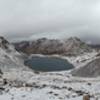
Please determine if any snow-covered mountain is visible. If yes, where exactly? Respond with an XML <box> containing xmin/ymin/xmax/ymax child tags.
<box><xmin>14</xmin><ymin>37</ymin><xmax>92</xmax><ymax>56</ymax></box>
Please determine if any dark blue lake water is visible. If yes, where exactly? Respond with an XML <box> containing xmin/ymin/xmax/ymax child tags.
<box><xmin>24</xmin><ymin>57</ymin><xmax>74</xmax><ymax>72</ymax></box>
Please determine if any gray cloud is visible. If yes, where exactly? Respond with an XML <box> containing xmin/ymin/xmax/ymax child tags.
<box><xmin>0</xmin><ymin>0</ymin><xmax>100</xmax><ymax>44</ymax></box>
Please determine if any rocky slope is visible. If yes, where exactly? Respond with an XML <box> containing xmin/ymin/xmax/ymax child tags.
<box><xmin>0</xmin><ymin>36</ymin><xmax>28</xmax><ymax>72</ymax></box>
<box><xmin>0</xmin><ymin>36</ymin><xmax>34</xmax><ymax>84</ymax></box>
<box><xmin>72</xmin><ymin>57</ymin><xmax>100</xmax><ymax>77</ymax></box>
<box><xmin>14</xmin><ymin>37</ymin><xmax>92</xmax><ymax>56</ymax></box>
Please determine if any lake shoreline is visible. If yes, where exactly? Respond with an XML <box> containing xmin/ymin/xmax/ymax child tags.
<box><xmin>24</xmin><ymin>55</ymin><xmax>74</xmax><ymax>72</ymax></box>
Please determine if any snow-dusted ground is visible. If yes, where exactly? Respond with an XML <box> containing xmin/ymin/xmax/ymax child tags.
<box><xmin>0</xmin><ymin>71</ymin><xmax>100</xmax><ymax>100</ymax></box>
<box><xmin>0</xmin><ymin>51</ymin><xmax>99</xmax><ymax>100</ymax></box>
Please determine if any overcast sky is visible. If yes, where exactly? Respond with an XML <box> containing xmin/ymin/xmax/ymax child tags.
<box><xmin>0</xmin><ymin>0</ymin><xmax>100</xmax><ymax>44</ymax></box>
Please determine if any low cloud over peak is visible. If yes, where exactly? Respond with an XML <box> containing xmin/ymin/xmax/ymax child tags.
<box><xmin>0</xmin><ymin>0</ymin><xmax>100</xmax><ymax>44</ymax></box>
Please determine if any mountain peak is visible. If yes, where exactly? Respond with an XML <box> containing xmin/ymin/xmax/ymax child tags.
<box><xmin>65</xmin><ymin>37</ymin><xmax>82</xmax><ymax>44</ymax></box>
<box><xmin>0</xmin><ymin>36</ymin><xmax>9</xmax><ymax>49</ymax></box>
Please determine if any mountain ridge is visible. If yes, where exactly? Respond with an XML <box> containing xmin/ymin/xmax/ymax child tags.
<box><xmin>14</xmin><ymin>37</ymin><xmax>92</xmax><ymax>56</ymax></box>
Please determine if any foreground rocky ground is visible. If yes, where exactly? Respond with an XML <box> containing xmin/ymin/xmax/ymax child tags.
<box><xmin>1</xmin><ymin>71</ymin><xmax>100</xmax><ymax>100</ymax></box>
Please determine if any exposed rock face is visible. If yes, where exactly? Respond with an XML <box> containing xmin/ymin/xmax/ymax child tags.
<box><xmin>14</xmin><ymin>37</ymin><xmax>92</xmax><ymax>56</ymax></box>
<box><xmin>72</xmin><ymin>58</ymin><xmax>100</xmax><ymax>77</ymax></box>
